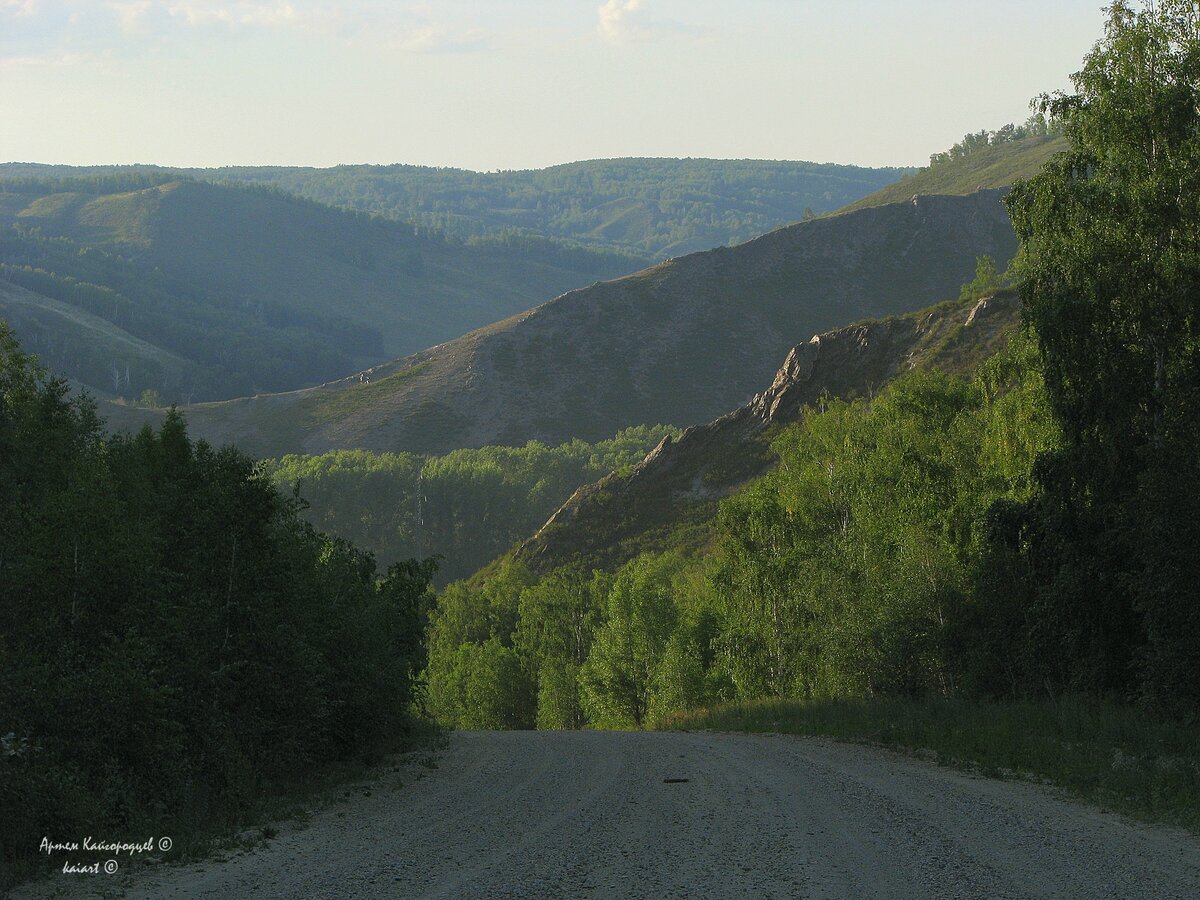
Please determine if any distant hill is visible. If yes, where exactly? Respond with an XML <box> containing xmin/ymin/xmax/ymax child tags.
<box><xmin>840</xmin><ymin>134</ymin><xmax>1067</xmax><ymax>213</ymax></box>
<box><xmin>102</xmin><ymin>191</ymin><xmax>1017</xmax><ymax>458</ymax></box>
<box><xmin>514</xmin><ymin>290</ymin><xmax>1022</xmax><ymax>575</ymax></box>
<box><xmin>0</xmin><ymin>159</ymin><xmax>913</xmax><ymax>260</ymax></box>
<box><xmin>0</xmin><ymin>277</ymin><xmax>191</xmax><ymax>395</ymax></box>
<box><xmin>0</xmin><ymin>178</ymin><xmax>644</xmax><ymax>401</ymax></box>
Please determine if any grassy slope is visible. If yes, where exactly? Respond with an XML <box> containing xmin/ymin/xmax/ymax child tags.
<box><xmin>512</xmin><ymin>290</ymin><xmax>1021</xmax><ymax>576</ymax></box>
<box><xmin>839</xmin><ymin>135</ymin><xmax>1068</xmax><ymax>213</ymax></box>
<box><xmin>99</xmin><ymin>191</ymin><xmax>1017</xmax><ymax>458</ymax></box>
<box><xmin>656</xmin><ymin>696</ymin><xmax>1200</xmax><ymax>833</ymax></box>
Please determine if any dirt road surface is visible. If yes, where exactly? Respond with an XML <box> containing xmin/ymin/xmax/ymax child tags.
<box><xmin>19</xmin><ymin>730</ymin><xmax>1200</xmax><ymax>898</ymax></box>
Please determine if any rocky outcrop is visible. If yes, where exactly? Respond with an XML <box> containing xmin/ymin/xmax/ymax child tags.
<box><xmin>515</xmin><ymin>291</ymin><xmax>1020</xmax><ymax>574</ymax></box>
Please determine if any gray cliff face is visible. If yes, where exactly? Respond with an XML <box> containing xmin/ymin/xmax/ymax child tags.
<box><xmin>516</xmin><ymin>291</ymin><xmax>1020</xmax><ymax>574</ymax></box>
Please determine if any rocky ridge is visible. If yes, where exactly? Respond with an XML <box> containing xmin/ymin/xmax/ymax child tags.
<box><xmin>514</xmin><ymin>291</ymin><xmax>1021</xmax><ymax>574</ymax></box>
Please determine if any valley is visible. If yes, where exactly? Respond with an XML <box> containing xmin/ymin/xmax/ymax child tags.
<box><xmin>6</xmin><ymin>0</ymin><xmax>1200</xmax><ymax>889</ymax></box>
<box><xmin>99</xmin><ymin>189</ymin><xmax>1017</xmax><ymax>457</ymax></box>
<box><xmin>0</xmin><ymin>177</ymin><xmax>646</xmax><ymax>402</ymax></box>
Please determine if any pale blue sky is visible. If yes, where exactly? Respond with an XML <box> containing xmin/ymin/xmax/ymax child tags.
<box><xmin>0</xmin><ymin>1</ymin><xmax>1107</xmax><ymax>171</ymax></box>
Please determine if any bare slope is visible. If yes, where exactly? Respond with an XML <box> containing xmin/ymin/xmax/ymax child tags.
<box><xmin>17</xmin><ymin>731</ymin><xmax>1199</xmax><ymax>899</ymax></box>
<box><xmin>515</xmin><ymin>291</ymin><xmax>1021</xmax><ymax>574</ymax></box>
<box><xmin>102</xmin><ymin>190</ymin><xmax>1017</xmax><ymax>458</ymax></box>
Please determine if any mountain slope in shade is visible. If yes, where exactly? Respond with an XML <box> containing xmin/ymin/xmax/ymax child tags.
<box><xmin>101</xmin><ymin>190</ymin><xmax>1017</xmax><ymax>458</ymax></box>
<box><xmin>0</xmin><ymin>179</ymin><xmax>644</xmax><ymax>400</ymax></box>
<box><xmin>0</xmin><ymin>278</ymin><xmax>191</xmax><ymax>391</ymax></box>
<box><xmin>513</xmin><ymin>290</ymin><xmax>1022</xmax><ymax>575</ymax></box>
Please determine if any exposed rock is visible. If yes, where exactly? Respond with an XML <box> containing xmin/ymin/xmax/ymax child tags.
<box><xmin>516</xmin><ymin>290</ymin><xmax>1021</xmax><ymax>574</ymax></box>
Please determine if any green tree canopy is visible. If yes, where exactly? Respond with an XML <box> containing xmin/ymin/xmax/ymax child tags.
<box><xmin>1003</xmin><ymin>0</ymin><xmax>1200</xmax><ymax>704</ymax></box>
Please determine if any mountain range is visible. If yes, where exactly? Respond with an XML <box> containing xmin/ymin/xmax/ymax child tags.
<box><xmin>0</xmin><ymin>177</ymin><xmax>645</xmax><ymax>402</ymax></box>
<box><xmin>1</xmin><ymin>158</ymin><xmax>913</xmax><ymax>260</ymax></box>
<box><xmin>101</xmin><ymin>189</ymin><xmax>1016</xmax><ymax>457</ymax></box>
<box><xmin>5</xmin><ymin>134</ymin><xmax>1061</xmax><ymax>474</ymax></box>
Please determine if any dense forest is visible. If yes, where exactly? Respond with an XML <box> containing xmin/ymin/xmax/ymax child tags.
<box><xmin>420</xmin><ymin>1</ymin><xmax>1200</xmax><ymax>730</ymax></box>
<box><xmin>422</xmin><ymin>334</ymin><xmax>1056</xmax><ymax>728</ymax></box>
<box><xmin>0</xmin><ymin>322</ymin><xmax>437</xmax><ymax>883</ymax></box>
<box><xmin>0</xmin><ymin>159</ymin><xmax>911</xmax><ymax>260</ymax></box>
<box><xmin>263</xmin><ymin>426</ymin><xmax>678</xmax><ymax>585</ymax></box>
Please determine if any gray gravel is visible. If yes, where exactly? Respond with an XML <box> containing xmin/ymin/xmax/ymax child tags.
<box><xmin>18</xmin><ymin>730</ymin><xmax>1200</xmax><ymax>898</ymax></box>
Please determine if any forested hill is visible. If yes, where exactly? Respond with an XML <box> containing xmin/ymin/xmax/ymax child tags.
<box><xmin>102</xmin><ymin>190</ymin><xmax>1017</xmax><ymax>458</ymax></box>
<box><xmin>0</xmin><ymin>159</ymin><xmax>912</xmax><ymax>260</ymax></box>
<box><xmin>0</xmin><ymin>177</ymin><xmax>644</xmax><ymax>403</ymax></box>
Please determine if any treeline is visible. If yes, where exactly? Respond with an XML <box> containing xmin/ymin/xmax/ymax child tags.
<box><xmin>463</xmin><ymin>228</ymin><xmax>647</xmax><ymax>274</ymax></box>
<box><xmin>210</xmin><ymin>158</ymin><xmax>911</xmax><ymax>258</ymax></box>
<box><xmin>423</xmin><ymin>336</ymin><xmax>1060</xmax><ymax>728</ymax></box>
<box><xmin>2</xmin><ymin>159</ymin><xmax>912</xmax><ymax>260</ymax></box>
<box><xmin>0</xmin><ymin>322</ymin><xmax>436</xmax><ymax>885</ymax></box>
<box><xmin>0</xmin><ymin>172</ymin><xmax>185</xmax><ymax>196</ymax></box>
<box><xmin>263</xmin><ymin>426</ymin><xmax>679</xmax><ymax>586</ymax></box>
<box><xmin>928</xmin><ymin>115</ymin><xmax>1058</xmax><ymax>167</ymax></box>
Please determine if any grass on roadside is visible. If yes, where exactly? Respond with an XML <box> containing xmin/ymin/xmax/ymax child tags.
<box><xmin>654</xmin><ymin>695</ymin><xmax>1200</xmax><ymax>833</ymax></box>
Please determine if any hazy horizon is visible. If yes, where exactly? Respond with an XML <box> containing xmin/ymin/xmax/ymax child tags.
<box><xmin>0</xmin><ymin>154</ymin><xmax>920</xmax><ymax>174</ymax></box>
<box><xmin>2</xmin><ymin>1</ymin><xmax>1103</xmax><ymax>172</ymax></box>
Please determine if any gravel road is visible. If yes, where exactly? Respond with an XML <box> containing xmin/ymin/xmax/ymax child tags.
<box><xmin>19</xmin><ymin>730</ymin><xmax>1200</xmax><ymax>899</ymax></box>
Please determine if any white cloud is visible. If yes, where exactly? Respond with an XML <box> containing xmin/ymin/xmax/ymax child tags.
<box><xmin>387</xmin><ymin>23</ymin><xmax>486</xmax><ymax>54</ymax></box>
<box><xmin>1</xmin><ymin>0</ymin><xmax>40</xmax><ymax>18</ymax></box>
<box><xmin>108</xmin><ymin>1</ymin><xmax>152</xmax><ymax>33</ymax></box>
<box><xmin>597</xmin><ymin>0</ymin><xmax>696</xmax><ymax>44</ymax></box>
<box><xmin>166</xmin><ymin>1</ymin><xmax>299</xmax><ymax>28</ymax></box>
<box><xmin>598</xmin><ymin>0</ymin><xmax>642</xmax><ymax>42</ymax></box>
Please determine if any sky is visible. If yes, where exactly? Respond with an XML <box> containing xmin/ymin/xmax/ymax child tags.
<box><xmin>0</xmin><ymin>0</ymin><xmax>1110</xmax><ymax>172</ymax></box>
